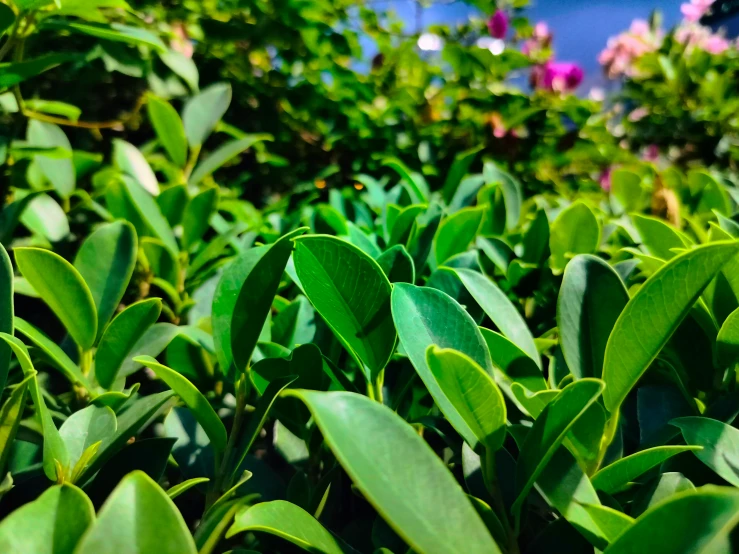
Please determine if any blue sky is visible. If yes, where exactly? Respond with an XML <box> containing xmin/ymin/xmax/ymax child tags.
<box><xmin>368</xmin><ymin>0</ymin><xmax>684</xmax><ymax>89</ymax></box>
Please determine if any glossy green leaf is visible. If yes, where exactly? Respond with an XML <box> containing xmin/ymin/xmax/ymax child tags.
<box><xmin>550</xmin><ymin>202</ymin><xmax>600</xmax><ymax>272</ymax></box>
<box><xmin>441</xmin><ymin>145</ymin><xmax>482</xmax><ymax>202</ymax></box>
<box><xmin>455</xmin><ymin>268</ymin><xmax>540</xmax><ymax>367</ymax></box>
<box><xmin>0</xmin><ymin>374</ymin><xmax>31</xmax><ymax>474</ymax></box>
<box><xmin>27</xmin><ymin>120</ymin><xmax>75</xmax><ymax>198</ymax></box>
<box><xmin>182</xmin><ymin>188</ymin><xmax>218</xmax><ymax>249</ymax></box>
<box><xmin>591</xmin><ymin>446</ymin><xmax>702</xmax><ymax>494</ymax></box>
<box><xmin>227</xmin><ymin>500</ymin><xmax>356</xmax><ymax>553</ymax></box>
<box><xmin>147</xmin><ymin>95</ymin><xmax>187</xmax><ymax>167</ymax></box>
<box><xmin>604</xmin><ymin>487</ymin><xmax>739</xmax><ymax>554</ymax></box>
<box><xmin>134</xmin><ymin>356</ymin><xmax>226</xmax><ymax>452</ymax></box>
<box><xmin>183</xmin><ymin>82</ymin><xmax>232</xmax><ymax>147</ymax></box>
<box><xmin>513</xmin><ymin>379</ymin><xmax>604</xmax><ymax>520</ymax></box>
<box><xmin>189</xmin><ymin>135</ymin><xmax>270</xmax><ymax>186</ymax></box>
<box><xmin>96</xmin><ymin>299</ymin><xmax>161</xmax><ymax>389</ymax></box>
<box><xmin>716</xmin><ymin>306</ymin><xmax>739</xmax><ymax>367</ymax></box>
<box><xmin>434</xmin><ymin>207</ymin><xmax>484</xmax><ymax>265</ymax></box>
<box><xmin>376</xmin><ymin>244</ymin><xmax>415</xmax><ymax>283</ymax></box>
<box><xmin>392</xmin><ymin>283</ymin><xmax>493</xmax><ymax>442</ymax></box>
<box><xmin>381</xmin><ymin>157</ymin><xmax>428</xmax><ymax>203</ymax></box>
<box><xmin>0</xmin><ymin>484</ymin><xmax>94</xmax><ymax>554</ymax></box>
<box><xmin>213</xmin><ymin>229</ymin><xmax>304</xmax><ymax>379</ymax></box>
<box><xmin>76</xmin><ymin>471</ymin><xmax>197</xmax><ymax>554</ymax></box>
<box><xmin>558</xmin><ymin>255</ymin><xmax>629</xmax><ymax>380</ymax></box>
<box><xmin>0</xmin><ymin>244</ymin><xmax>11</xmax><ymax>392</ymax></box>
<box><xmin>0</xmin><ymin>53</ymin><xmax>78</xmax><ymax>88</ymax></box>
<box><xmin>74</xmin><ymin>220</ymin><xmax>137</xmax><ymax>336</ymax></box>
<box><xmin>15</xmin><ymin>247</ymin><xmax>97</xmax><ymax>350</ymax></box>
<box><xmin>603</xmin><ymin>242</ymin><xmax>739</xmax><ymax>412</ymax></box>
<box><xmin>480</xmin><ymin>328</ymin><xmax>547</xmax><ymax>394</ymax></box>
<box><xmin>59</xmin><ymin>405</ymin><xmax>117</xmax><ymax>470</ymax></box>
<box><xmin>285</xmin><ymin>390</ymin><xmax>500</xmax><ymax>554</ymax></box>
<box><xmin>672</xmin><ymin>417</ymin><xmax>739</xmax><ymax>487</ymax></box>
<box><xmin>106</xmin><ymin>176</ymin><xmax>178</xmax><ymax>257</ymax></box>
<box><xmin>113</xmin><ymin>139</ymin><xmax>159</xmax><ymax>195</ymax></box>
<box><xmin>0</xmin><ymin>333</ymin><xmax>69</xmax><ymax>480</ymax></box>
<box><xmin>294</xmin><ymin>235</ymin><xmax>395</xmax><ymax>380</ymax></box>
<box><xmin>632</xmin><ymin>214</ymin><xmax>691</xmax><ymax>261</ymax></box>
<box><xmin>167</xmin><ymin>477</ymin><xmax>209</xmax><ymax>499</ymax></box>
<box><xmin>40</xmin><ymin>20</ymin><xmax>167</xmax><ymax>52</ymax></box>
<box><xmin>427</xmin><ymin>346</ymin><xmax>506</xmax><ymax>452</ymax></box>
<box><xmin>19</xmin><ymin>192</ymin><xmax>69</xmax><ymax>242</ymax></box>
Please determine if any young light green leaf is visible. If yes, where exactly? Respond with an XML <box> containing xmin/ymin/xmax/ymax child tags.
<box><xmin>434</xmin><ymin>207</ymin><xmax>484</xmax><ymax>265</ymax></box>
<box><xmin>558</xmin><ymin>255</ymin><xmax>629</xmax><ymax>380</ymax></box>
<box><xmin>15</xmin><ymin>247</ymin><xmax>97</xmax><ymax>350</ymax></box>
<box><xmin>19</xmin><ymin>192</ymin><xmax>69</xmax><ymax>242</ymax></box>
<box><xmin>0</xmin><ymin>374</ymin><xmax>31</xmax><ymax>474</ymax></box>
<box><xmin>591</xmin><ymin>446</ymin><xmax>702</xmax><ymax>494</ymax></box>
<box><xmin>0</xmin><ymin>484</ymin><xmax>94</xmax><ymax>554</ymax></box>
<box><xmin>604</xmin><ymin>487</ymin><xmax>739</xmax><ymax>554</ymax></box>
<box><xmin>426</xmin><ymin>346</ymin><xmax>506</xmax><ymax>452</ymax></box>
<box><xmin>27</xmin><ymin>120</ymin><xmax>74</xmax><ymax>198</ymax></box>
<box><xmin>74</xmin><ymin>220</ymin><xmax>137</xmax><ymax>336</ymax></box>
<box><xmin>549</xmin><ymin>202</ymin><xmax>600</xmax><ymax>272</ymax></box>
<box><xmin>0</xmin><ymin>244</ymin><xmax>11</xmax><ymax>392</ymax></box>
<box><xmin>213</xmin><ymin>229</ymin><xmax>305</xmax><ymax>379</ymax></box>
<box><xmin>455</xmin><ymin>268</ymin><xmax>540</xmax><ymax>368</ymax></box>
<box><xmin>513</xmin><ymin>379</ymin><xmax>605</xmax><ymax>521</ymax></box>
<box><xmin>603</xmin><ymin>242</ymin><xmax>739</xmax><ymax>413</ymax></box>
<box><xmin>147</xmin><ymin>95</ymin><xmax>187</xmax><ymax>167</ymax></box>
<box><xmin>167</xmin><ymin>477</ymin><xmax>209</xmax><ymax>499</ymax></box>
<box><xmin>96</xmin><ymin>299</ymin><xmax>162</xmax><ymax>389</ymax></box>
<box><xmin>182</xmin><ymin>82</ymin><xmax>232</xmax><ymax>147</ymax></box>
<box><xmin>134</xmin><ymin>356</ymin><xmax>226</xmax><ymax>453</ymax></box>
<box><xmin>294</xmin><ymin>235</ymin><xmax>396</xmax><ymax>380</ymax></box>
<box><xmin>285</xmin><ymin>390</ymin><xmax>501</xmax><ymax>554</ymax></box>
<box><xmin>76</xmin><ymin>471</ymin><xmax>197</xmax><ymax>554</ymax></box>
<box><xmin>671</xmin><ymin>417</ymin><xmax>739</xmax><ymax>487</ymax></box>
<box><xmin>392</xmin><ymin>284</ymin><xmax>494</xmax><ymax>442</ymax></box>
<box><xmin>227</xmin><ymin>500</ymin><xmax>358</xmax><ymax>554</ymax></box>
<box><xmin>113</xmin><ymin>139</ymin><xmax>159</xmax><ymax>195</ymax></box>
<box><xmin>632</xmin><ymin>213</ymin><xmax>691</xmax><ymax>260</ymax></box>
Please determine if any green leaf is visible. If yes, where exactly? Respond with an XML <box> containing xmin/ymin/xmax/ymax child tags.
<box><xmin>134</xmin><ymin>356</ymin><xmax>227</xmax><ymax>452</ymax></box>
<box><xmin>213</xmin><ymin>229</ymin><xmax>305</xmax><ymax>379</ymax></box>
<box><xmin>604</xmin><ymin>242</ymin><xmax>739</xmax><ymax>412</ymax></box>
<box><xmin>455</xmin><ymin>268</ymin><xmax>540</xmax><ymax>368</ymax></box>
<box><xmin>483</xmin><ymin>163</ymin><xmax>522</xmax><ymax>231</ymax></box>
<box><xmin>74</xmin><ymin>220</ymin><xmax>137</xmax><ymax>336</ymax></box>
<box><xmin>591</xmin><ymin>446</ymin><xmax>702</xmax><ymax>494</ymax></box>
<box><xmin>189</xmin><ymin>135</ymin><xmax>271</xmax><ymax>186</ymax></box>
<box><xmin>59</xmin><ymin>405</ymin><xmax>117</xmax><ymax>469</ymax></box>
<box><xmin>147</xmin><ymin>95</ymin><xmax>187</xmax><ymax>167</ymax></box>
<box><xmin>182</xmin><ymin>188</ymin><xmax>218</xmax><ymax>249</ymax></box>
<box><xmin>76</xmin><ymin>471</ymin><xmax>197</xmax><ymax>554</ymax></box>
<box><xmin>0</xmin><ymin>333</ymin><xmax>69</xmax><ymax>480</ymax></box>
<box><xmin>426</xmin><ymin>346</ymin><xmax>506</xmax><ymax>452</ymax></box>
<box><xmin>0</xmin><ymin>4</ymin><xmax>14</xmax><ymax>38</ymax></box>
<box><xmin>106</xmin><ymin>176</ymin><xmax>178</xmax><ymax>257</ymax></box>
<box><xmin>14</xmin><ymin>317</ymin><xmax>89</xmax><ymax>388</ymax></box>
<box><xmin>41</xmin><ymin>20</ymin><xmax>167</xmax><ymax>52</ymax></box>
<box><xmin>15</xmin><ymin>247</ymin><xmax>97</xmax><ymax>350</ymax></box>
<box><xmin>632</xmin><ymin>214</ymin><xmax>691</xmax><ymax>261</ymax></box>
<box><xmin>558</xmin><ymin>255</ymin><xmax>629</xmax><ymax>380</ymax></box>
<box><xmin>604</xmin><ymin>487</ymin><xmax>739</xmax><ymax>553</ymax></box>
<box><xmin>381</xmin><ymin>157</ymin><xmax>429</xmax><ymax>203</ymax></box>
<box><xmin>716</xmin><ymin>306</ymin><xmax>739</xmax><ymax>367</ymax></box>
<box><xmin>392</xmin><ymin>283</ymin><xmax>493</xmax><ymax>442</ymax></box>
<box><xmin>285</xmin><ymin>390</ymin><xmax>501</xmax><ymax>554</ymax></box>
<box><xmin>24</xmin><ymin>99</ymin><xmax>81</xmax><ymax>121</ymax></box>
<box><xmin>671</xmin><ymin>417</ymin><xmax>739</xmax><ymax>487</ymax></box>
<box><xmin>549</xmin><ymin>202</ymin><xmax>600</xmax><ymax>272</ymax></box>
<box><xmin>0</xmin><ymin>244</ymin><xmax>11</xmax><ymax>392</ymax></box>
<box><xmin>227</xmin><ymin>500</ymin><xmax>357</xmax><ymax>553</ymax></box>
<box><xmin>376</xmin><ymin>244</ymin><xmax>415</xmax><ymax>283</ymax></box>
<box><xmin>167</xmin><ymin>477</ymin><xmax>209</xmax><ymax>499</ymax></box>
<box><xmin>96</xmin><ymin>299</ymin><xmax>162</xmax><ymax>389</ymax></box>
<box><xmin>434</xmin><ymin>207</ymin><xmax>484</xmax><ymax>265</ymax></box>
<box><xmin>513</xmin><ymin>379</ymin><xmax>604</xmax><ymax>521</ymax></box>
<box><xmin>441</xmin><ymin>145</ymin><xmax>482</xmax><ymax>203</ymax></box>
<box><xmin>0</xmin><ymin>53</ymin><xmax>78</xmax><ymax>88</ymax></box>
<box><xmin>0</xmin><ymin>374</ymin><xmax>31</xmax><ymax>474</ymax></box>
<box><xmin>0</xmin><ymin>190</ymin><xmax>46</xmax><ymax>243</ymax></box>
<box><xmin>0</xmin><ymin>484</ymin><xmax>94</xmax><ymax>554</ymax></box>
<box><xmin>160</xmin><ymin>49</ymin><xmax>199</xmax><ymax>92</ymax></box>
<box><xmin>182</xmin><ymin>82</ymin><xmax>232</xmax><ymax>147</ymax></box>
<box><xmin>294</xmin><ymin>235</ymin><xmax>396</xmax><ymax>380</ymax></box>
<box><xmin>19</xmin><ymin>192</ymin><xmax>69</xmax><ymax>242</ymax></box>
<box><xmin>27</xmin><ymin>120</ymin><xmax>75</xmax><ymax>198</ymax></box>
<box><xmin>113</xmin><ymin>139</ymin><xmax>159</xmax><ymax>195</ymax></box>
<box><xmin>480</xmin><ymin>328</ymin><xmax>547</xmax><ymax>394</ymax></box>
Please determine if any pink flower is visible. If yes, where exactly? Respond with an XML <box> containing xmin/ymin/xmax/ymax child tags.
<box><xmin>704</xmin><ymin>35</ymin><xmax>729</xmax><ymax>54</ymax></box>
<box><xmin>534</xmin><ymin>22</ymin><xmax>551</xmax><ymax>42</ymax></box>
<box><xmin>643</xmin><ymin>144</ymin><xmax>660</xmax><ymax>161</ymax></box>
<box><xmin>630</xmin><ymin>19</ymin><xmax>651</xmax><ymax>37</ymax></box>
<box><xmin>523</xmin><ymin>21</ymin><xmax>553</xmax><ymax>56</ymax></box>
<box><xmin>599</xmin><ymin>20</ymin><xmax>662</xmax><ymax>79</ymax></box>
<box><xmin>532</xmin><ymin>61</ymin><xmax>584</xmax><ymax>93</ymax></box>
<box><xmin>681</xmin><ymin>0</ymin><xmax>714</xmax><ymax>22</ymax></box>
<box><xmin>488</xmin><ymin>10</ymin><xmax>508</xmax><ymax>39</ymax></box>
<box><xmin>628</xmin><ymin>107</ymin><xmax>649</xmax><ymax>122</ymax></box>
<box><xmin>600</xmin><ymin>168</ymin><xmax>612</xmax><ymax>192</ymax></box>
<box><xmin>170</xmin><ymin>22</ymin><xmax>193</xmax><ymax>58</ymax></box>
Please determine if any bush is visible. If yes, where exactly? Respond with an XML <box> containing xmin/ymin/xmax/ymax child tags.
<box><xmin>1</xmin><ymin>0</ymin><xmax>739</xmax><ymax>552</ymax></box>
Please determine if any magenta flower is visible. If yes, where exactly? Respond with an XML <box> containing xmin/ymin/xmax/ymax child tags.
<box><xmin>599</xmin><ymin>168</ymin><xmax>612</xmax><ymax>192</ymax></box>
<box><xmin>532</xmin><ymin>61</ymin><xmax>584</xmax><ymax>93</ymax></box>
<box><xmin>488</xmin><ymin>10</ymin><xmax>508</xmax><ymax>39</ymax></box>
